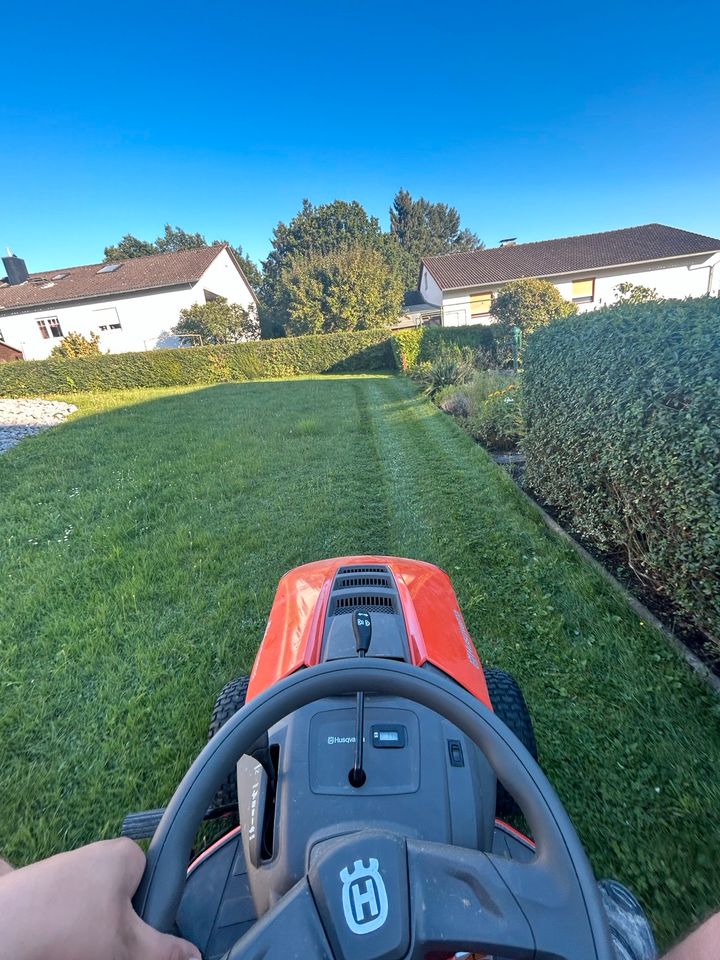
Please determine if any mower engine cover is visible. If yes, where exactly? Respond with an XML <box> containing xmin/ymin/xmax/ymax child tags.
<box><xmin>236</xmin><ymin>557</ymin><xmax>497</xmax><ymax>918</ymax></box>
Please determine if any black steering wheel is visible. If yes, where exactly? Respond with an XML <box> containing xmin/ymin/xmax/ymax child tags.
<box><xmin>134</xmin><ymin>659</ymin><xmax>614</xmax><ymax>959</ymax></box>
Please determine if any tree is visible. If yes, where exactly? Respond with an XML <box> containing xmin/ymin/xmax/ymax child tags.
<box><xmin>280</xmin><ymin>246</ymin><xmax>403</xmax><ymax>336</ymax></box>
<box><xmin>389</xmin><ymin>189</ymin><xmax>484</xmax><ymax>289</ymax></box>
<box><xmin>613</xmin><ymin>281</ymin><xmax>661</xmax><ymax>304</ymax></box>
<box><xmin>261</xmin><ymin>199</ymin><xmax>389</xmax><ymax>337</ymax></box>
<box><xmin>173</xmin><ymin>297</ymin><xmax>260</xmax><ymax>345</ymax></box>
<box><xmin>154</xmin><ymin>224</ymin><xmax>207</xmax><ymax>253</ymax></box>
<box><xmin>263</xmin><ymin>199</ymin><xmax>384</xmax><ymax>280</ymax></box>
<box><xmin>51</xmin><ymin>331</ymin><xmax>101</xmax><ymax>358</ymax></box>
<box><xmin>225</xmin><ymin>244</ymin><xmax>262</xmax><ymax>291</ymax></box>
<box><xmin>103</xmin><ymin>235</ymin><xmax>157</xmax><ymax>262</ymax></box>
<box><xmin>492</xmin><ymin>278</ymin><xmax>577</xmax><ymax>334</ymax></box>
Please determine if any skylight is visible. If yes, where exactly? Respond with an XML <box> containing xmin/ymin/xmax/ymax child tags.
<box><xmin>52</xmin><ymin>273</ymin><xmax>70</xmax><ymax>280</ymax></box>
<box><xmin>97</xmin><ymin>263</ymin><xmax>122</xmax><ymax>274</ymax></box>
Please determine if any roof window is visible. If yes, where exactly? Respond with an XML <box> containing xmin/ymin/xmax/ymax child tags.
<box><xmin>97</xmin><ymin>263</ymin><xmax>123</xmax><ymax>274</ymax></box>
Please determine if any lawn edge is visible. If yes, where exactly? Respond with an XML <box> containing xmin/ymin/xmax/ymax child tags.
<box><xmin>514</xmin><ymin>480</ymin><xmax>720</xmax><ymax>696</ymax></box>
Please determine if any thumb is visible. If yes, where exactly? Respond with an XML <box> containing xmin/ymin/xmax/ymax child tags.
<box><xmin>129</xmin><ymin>914</ymin><xmax>202</xmax><ymax>960</ymax></box>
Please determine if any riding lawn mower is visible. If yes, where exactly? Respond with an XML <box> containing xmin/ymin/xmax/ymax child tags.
<box><xmin>123</xmin><ymin>556</ymin><xmax>657</xmax><ymax>960</ymax></box>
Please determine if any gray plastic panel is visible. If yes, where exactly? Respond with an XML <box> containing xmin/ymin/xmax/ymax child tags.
<box><xmin>236</xmin><ymin>693</ymin><xmax>494</xmax><ymax>920</ymax></box>
<box><xmin>177</xmin><ymin>834</ymin><xmax>256</xmax><ymax>959</ymax></box>
<box><xmin>309</xmin><ymin>706</ymin><xmax>420</xmax><ymax>795</ymax></box>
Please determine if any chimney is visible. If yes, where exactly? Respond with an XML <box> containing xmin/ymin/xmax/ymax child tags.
<box><xmin>499</xmin><ymin>237</ymin><xmax>517</xmax><ymax>247</ymax></box>
<box><xmin>3</xmin><ymin>249</ymin><xmax>29</xmax><ymax>285</ymax></box>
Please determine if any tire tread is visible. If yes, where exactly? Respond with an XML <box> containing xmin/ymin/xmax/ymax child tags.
<box><xmin>484</xmin><ymin>667</ymin><xmax>538</xmax><ymax>817</ymax></box>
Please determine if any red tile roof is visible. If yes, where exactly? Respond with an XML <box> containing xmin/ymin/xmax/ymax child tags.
<box><xmin>422</xmin><ymin>224</ymin><xmax>720</xmax><ymax>290</ymax></box>
<box><xmin>0</xmin><ymin>245</ymin><xmax>226</xmax><ymax>312</ymax></box>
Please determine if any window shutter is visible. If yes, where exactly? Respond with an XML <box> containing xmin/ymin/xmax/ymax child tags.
<box><xmin>470</xmin><ymin>292</ymin><xmax>493</xmax><ymax>315</ymax></box>
<box><xmin>571</xmin><ymin>278</ymin><xmax>595</xmax><ymax>301</ymax></box>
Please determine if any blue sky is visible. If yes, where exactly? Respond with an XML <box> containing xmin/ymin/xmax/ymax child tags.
<box><xmin>1</xmin><ymin>0</ymin><xmax>718</xmax><ymax>273</ymax></box>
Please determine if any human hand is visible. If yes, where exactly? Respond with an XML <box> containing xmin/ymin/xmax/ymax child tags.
<box><xmin>0</xmin><ymin>837</ymin><xmax>201</xmax><ymax>960</ymax></box>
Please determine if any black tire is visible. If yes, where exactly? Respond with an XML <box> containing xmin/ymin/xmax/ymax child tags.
<box><xmin>207</xmin><ymin>675</ymin><xmax>250</xmax><ymax>809</ymax></box>
<box><xmin>483</xmin><ymin>667</ymin><xmax>538</xmax><ymax>817</ymax></box>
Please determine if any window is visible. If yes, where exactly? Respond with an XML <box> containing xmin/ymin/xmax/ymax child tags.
<box><xmin>37</xmin><ymin>317</ymin><xmax>63</xmax><ymax>338</ymax></box>
<box><xmin>97</xmin><ymin>263</ymin><xmax>122</xmax><ymax>274</ymax></box>
<box><xmin>203</xmin><ymin>289</ymin><xmax>222</xmax><ymax>303</ymax></box>
<box><xmin>93</xmin><ymin>307</ymin><xmax>122</xmax><ymax>332</ymax></box>
<box><xmin>0</xmin><ymin>328</ymin><xmax>4</xmax><ymax>342</ymax></box>
<box><xmin>470</xmin><ymin>292</ymin><xmax>493</xmax><ymax>317</ymax></box>
<box><xmin>571</xmin><ymin>278</ymin><xmax>595</xmax><ymax>303</ymax></box>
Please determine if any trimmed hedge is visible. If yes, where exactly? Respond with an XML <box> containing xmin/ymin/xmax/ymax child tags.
<box><xmin>524</xmin><ymin>297</ymin><xmax>720</xmax><ymax>640</ymax></box>
<box><xmin>391</xmin><ymin>323</ymin><xmax>496</xmax><ymax>371</ymax></box>
<box><xmin>0</xmin><ymin>324</ymin><xmax>502</xmax><ymax>397</ymax></box>
<box><xmin>0</xmin><ymin>329</ymin><xmax>395</xmax><ymax>397</ymax></box>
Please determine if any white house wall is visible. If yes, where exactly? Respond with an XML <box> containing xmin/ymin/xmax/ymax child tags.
<box><xmin>196</xmin><ymin>247</ymin><xmax>256</xmax><ymax>313</ymax></box>
<box><xmin>419</xmin><ymin>267</ymin><xmax>443</xmax><ymax>306</ymax></box>
<box><xmin>437</xmin><ymin>252</ymin><xmax>719</xmax><ymax>326</ymax></box>
<box><xmin>551</xmin><ymin>254</ymin><xmax>718</xmax><ymax>311</ymax></box>
<box><xmin>1</xmin><ymin>248</ymin><xmax>255</xmax><ymax>360</ymax></box>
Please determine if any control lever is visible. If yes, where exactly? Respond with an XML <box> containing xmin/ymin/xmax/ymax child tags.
<box><xmin>349</xmin><ymin>609</ymin><xmax>372</xmax><ymax>787</ymax></box>
<box><xmin>251</xmin><ymin>731</ymin><xmax>276</xmax><ymax>792</ymax></box>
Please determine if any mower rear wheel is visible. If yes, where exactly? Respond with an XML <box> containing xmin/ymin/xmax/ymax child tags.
<box><xmin>207</xmin><ymin>675</ymin><xmax>250</xmax><ymax>809</ymax></box>
<box><xmin>484</xmin><ymin>667</ymin><xmax>538</xmax><ymax>817</ymax></box>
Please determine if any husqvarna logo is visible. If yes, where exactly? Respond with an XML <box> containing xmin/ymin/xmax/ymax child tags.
<box><xmin>339</xmin><ymin>858</ymin><xmax>388</xmax><ymax>934</ymax></box>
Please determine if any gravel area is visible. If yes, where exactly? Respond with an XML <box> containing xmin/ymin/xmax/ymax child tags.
<box><xmin>0</xmin><ymin>399</ymin><xmax>77</xmax><ymax>453</ymax></box>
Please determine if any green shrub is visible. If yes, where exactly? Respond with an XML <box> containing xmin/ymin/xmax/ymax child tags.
<box><xmin>415</xmin><ymin>344</ymin><xmax>476</xmax><ymax>397</ymax></box>
<box><xmin>390</xmin><ymin>328</ymin><xmax>424</xmax><ymax>371</ymax></box>
<box><xmin>467</xmin><ymin>381</ymin><xmax>525</xmax><ymax>451</ymax></box>
<box><xmin>432</xmin><ymin>366</ymin><xmax>524</xmax><ymax>449</ymax></box>
<box><xmin>613</xmin><ymin>281</ymin><xmax>661</xmax><ymax>304</ymax></box>
<box><xmin>524</xmin><ymin>297</ymin><xmax>720</xmax><ymax>640</ymax></box>
<box><xmin>493</xmin><ymin>277</ymin><xmax>577</xmax><ymax>334</ymax></box>
<box><xmin>465</xmin><ymin>368</ymin><xmax>517</xmax><ymax>405</ymax></box>
<box><xmin>51</xmin><ymin>331</ymin><xmax>101</xmax><ymax>358</ymax></box>
<box><xmin>174</xmin><ymin>297</ymin><xmax>260</xmax><ymax>343</ymax></box>
<box><xmin>390</xmin><ymin>324</ymin><xmax>497</xmax><ymax>372</ymax></box>
<box><xmin>0</xmin><ymin>329</ymin><xmax>395</xmax><ymax>397</ymax></box>
<box><xmin>434</xmin><ymin>385</ymin><xmax>471</xmax><ymax>417</ymax></box>
<box><xmin>2</xmin><ymin>325</ymin><xmax>507</xmax><ymax>397</ymax></box>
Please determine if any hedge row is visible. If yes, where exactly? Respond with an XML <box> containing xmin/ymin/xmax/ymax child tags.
<box><xmin>0</xmin><ymin>329</ymin><xmax>396</xmax><ymax>396</ymax></box>
<box><xmin>0</xmin><ymin>324</ymin><xmax>502</xmax><ymax>397</ymax></box>
<box><xmin>391</xmin><ymin>323</ymin><xmax>497</xmax><ymax>370</ymax></box>
<box><xmin>524</xmin><ymin>297</ymin><xmax>720</xmax><ymax>641</ymax></box>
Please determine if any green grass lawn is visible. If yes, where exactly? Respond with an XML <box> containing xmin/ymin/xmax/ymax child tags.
<box><xmin>2</xmin><ymin>375</ymin><xmax>720</xmax><ymax>948</ymax></box>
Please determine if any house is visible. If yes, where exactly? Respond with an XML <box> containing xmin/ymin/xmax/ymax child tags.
<box><xmin>0</xmin><ymin>340</ymin><xmax>23</xmax><ymax>362</ymax></box>
<box><xmin>418</xmin><ymin>223</ymin><xmax>720</xmax><ymax>327</ymax></box>
<box><xmin>0</xmin><ymin>245</ymin><xmax>257</xmax><ymax>360</ymax></box>
<box><xmin>392</xmin><ymin>291</ymin><xmax>441</xmax><ymax>329</ymax></box>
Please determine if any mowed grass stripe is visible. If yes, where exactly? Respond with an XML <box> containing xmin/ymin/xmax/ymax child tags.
<box><xmin>1</xmin><ymin>380</ymin><xmax>394</xmax><ymax>859</ymax></box>
<box><xmin>1</xmin><ymin>376</ymin><xmax>719</xmax><ymax>947</ymax></box>
<box><xmin>363</xmin><ymin>376</ymin><xmax>720</xmax><ymax>944</ymax></box>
